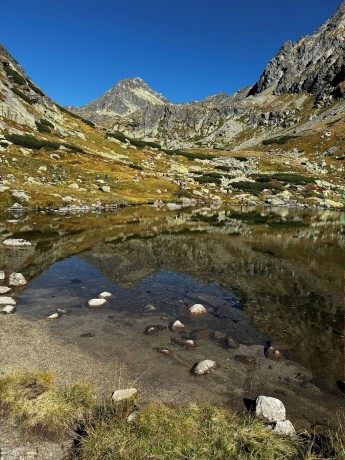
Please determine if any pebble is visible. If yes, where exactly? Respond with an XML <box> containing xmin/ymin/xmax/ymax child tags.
<box><xmin>256</xmin><ymin>396</ymin><xmax>286</xmax><ymax>422</ymax></box>
<box><xmin>0</xmin><ymin>297</ymin><xmax>16</xmax><ymax>305</ymax></box>
<box><xmin>9</xmin><ymin>272</ymin><xmax>27</xmax><ymax>286</ymax></box>
<box><xmin>112</xmin><ymin>388</ymin><xmax>138</xmax><ymax>402</ymax></box>
<box><xmin>2</xmin><ymin>238</ymin><xmax>31</xmax><ymax>247</ymax></box>
<box><xmin>189</xmin><ymin>304</ymin><xmax>207</xmax><ymax>316</ymax></box>
<box><xmin>88</xmin><ymin>298</ymin><xmax>107</xmax><ymax>308</ymax></box>
<box><xmin>143</xmin><ymin>303</ymin><xmax>156</xmax><ymax>313</ymax></box>
<box><xmin>171</xmin><ymin>338</ymin><xmax>197</xmax><ymax>348</ymax></box>
<box><xmin>193</xmin><ymin>359</ymin><xmax>218</xmax><ymax>375</ymax></box>
<box><xmin>157</xmin><ymin>348</ymin><xmax>170</xmax><ymax>355</ymax></box>
<box><xmin>170</xmin><ymin>320</ymin><xmax>185</xmax><ymax>332</ymax></box>
<box><xmin>46</xmin><ymin>313</ymin><xmax>59</xmax><ymax>319</ymax></box>
<box><xmin>1</xmin><ymin>305</ymin><xmax>16</xmax><ymax>314</ymax></box>
<box><xmin>144</xmin><ymin>325</ymin><xmax>166</xmax><ymax>335</ymax></box>
<box><xmin>99</xmin><ymin>291</ymin><xmax>112</xmax><ymax>299</ymax></box>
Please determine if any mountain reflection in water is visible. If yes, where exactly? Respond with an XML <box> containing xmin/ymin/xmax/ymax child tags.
<box><xmin>1</xmin><ymin>205</ymin><xmax>343</xmax><ymax>389</ymax></box>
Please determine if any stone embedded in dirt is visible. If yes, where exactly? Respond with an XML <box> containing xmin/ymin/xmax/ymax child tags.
<box><xmin>88</xmin><ymin>298</ymin><xmax>107</xmax><ymax>308</ymax></box>
<box><xmin>189</xmin><ymin>304</ymin><xmax>207</xmax><ymax>316</ymax></box>
<box><xmin>0</xmin><ymin>297</ymin><xmax>16</xmax><ymax>306</ymax></box>
<box><xmin>256</xmin><ymin>396</ymin><xmax>286</xmax><ymax>422</ymax></box>
<box><xmin>143</xmin><ymin>303</ymin><xmax>156</xmax><ymax>312</ymax></box>
<box><xmin>9</xmin><ymin>272</ymin><xmax>27</xmax><ymax>286</ymax></box>
<box><xmin>189</xmin><ymin>329</ymin><xmax>212</xmax><ymax>339</ymax></box>
<box><xmin>273</xmin><ymin>420</ymin><xmax>296</xmax><ymax>436</ymax></box>
<box><xmin>112</xmin><ymin>388</ymin><xmax>138</xmax><ymax>402</ymax></box>
<box><xmin>2</xmin><ymin>238</ymin><xmax>31</xmax><ymax>247</ymax></box>
<box><xmin>171</xmin><ymin>338</ymin><xmax>197</xmax><ymax>348</ymax></box>
<box><xmin>226</xmin><ymin>337</ymin><xmax>240</xmax><ymax>349</ymax></box>
<box><xmin>170</xmin><ymin>320</ymin><xmax>185</xmax><ymax>332</ymax></box>
<box><xmin>157</xmin><ymin>347</ymin><xmax>170</xmax><ymax>355</ymax></box>
<box><xmin>235</xmin><ymin>355</ymin><xmax>256</xmax><ymax>365</ymax></box>
<box><xmin>127</xmin><ymin>410</ymin><xmax>139</xmax><ymax>422</ymax></box>
<box><xmin>212</xmin><ymin>331</ymin><xmax>227</xmax><ymax>340</ymax></box>
<box><xmin>1</xmin><ymin>305</ymin><xmax>16</xmax><ymax>314</ymax></box>
<box><xmin>193</xmin><ymin>359</ymin><xmax>218</xmax><ymax>375</ymax></box>
<box><xmin>264</xmin><ymin>346</ymin><xmax>284</xmax><ymax>360</ymax></box>
<box><xmin>99</xmin><ymin>291</ymin><xmax>112</xmax><ymax>299</ymax></box>
<box><xmin>0</xmin><ymin>270</ymin><xmax>5</xmax><ymax>280</ymax></box>
<box><xmin>46</xmin><ymin>313</ymin><xmax>59</xmax><ymax>319</ymax></box>
<box><xmin>0</xmin><ymin>286</ymin><xmax>11</xmax><ymax>294</ymax></box>
<box><xmin>144</xmin><ymin>325</ymin><xmax>166</xmax><ymax>335</ymax></box>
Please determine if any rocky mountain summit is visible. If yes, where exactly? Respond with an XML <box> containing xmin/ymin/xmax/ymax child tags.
<box><xmin>248</xmin><ymin>4</ymin><xmax>344</xmax><ymax>103</ymax></box>
<box><xmin>68</xmin><ymin>4</ymin><xmax>344</xmax><ymax>150</ymax></box>
<box><xmin>67</xmin><ymin>77</ymin><xmax>169</xmax><ymax>120</ymax></box>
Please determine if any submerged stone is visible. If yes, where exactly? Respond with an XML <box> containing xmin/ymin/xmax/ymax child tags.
<box><xmin>193</xmin><ymin>360</ymin><xmax>218</xmax><ymax>375</ymax></box>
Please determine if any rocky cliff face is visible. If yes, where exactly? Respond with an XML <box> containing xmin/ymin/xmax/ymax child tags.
<box><xmin>248</xmin><ymin>3</ymin><xmax>344</xmax><ymax>103</ymax></box>
<box><xmin>68</xmin><ymin>77</ymin><xmax>169</xmax><ymax>119</ymax></box>
<box><xmin>68</xmin><ymin>4</ymin><xmax>343</xmax><ymax>149</ymax></box>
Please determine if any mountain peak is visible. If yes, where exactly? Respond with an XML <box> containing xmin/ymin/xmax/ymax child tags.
<box><xmin>248</xmin><ymin>3</ymin><xmax>343</xmax><ymax>100</ymax></box>
<box><xmin>78</xmin><ymin>77</ymin><xmax>169</xmax><ymax>117</ymax></box>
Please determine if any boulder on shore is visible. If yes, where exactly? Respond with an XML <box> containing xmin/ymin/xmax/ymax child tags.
<box><xmin>256</xmin><ymin>396</ymin><xmax>286</xmax><ymax>422</ymax></box>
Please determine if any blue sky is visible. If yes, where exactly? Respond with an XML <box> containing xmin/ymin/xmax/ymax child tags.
<box><xmin>1</xmin><ymin>0</ymin><xmax>341</xmax><ymax>106</ymax></box>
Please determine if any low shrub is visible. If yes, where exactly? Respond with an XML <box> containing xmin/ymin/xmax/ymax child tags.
<box><xmin>234</xmin><ymin>156</ymin><xmax>248</xmax><ymax>161</ymax></box>
<box><xmin>3</xmin><ymin>65</ymin><xmax>26</xmax><ymax>85</ymax></box>
<box><xmin>35</xmin><ymin>122</ymin><xmax>51</xmax><ymax>133</ymax></box>
<box><xmin>27</xmin><ymin>81</ymin><xmax>45</xmax><ymax>96</ymax></box>
<box><xmin>262</xmin><ymin>135</ymin><xmax>298</xmax><ymax>145</ymax></box>
<box><xmin>11</xmin><ymin>87</ymin><xmax>32</xmax><ymax>104</ymax></box>
<box><xmin>5</xmin><ymin>134</ymin><xmax>60</xmax><ymax>151</ymax></box>
<box><xmin>128</xmin><ymin>163</ymin><xmax>144</xmax><ymax>170</ymax></box>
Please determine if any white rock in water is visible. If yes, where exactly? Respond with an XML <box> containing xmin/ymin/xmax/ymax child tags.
<box><xmin>189</xmin><ymin>304</ymin><xmax>207</xmax><ymax>316</ymax></box>
<box><xmin>193</xmin><ymin>360</ymin><xmax>218</xmax><ymax>375</ymax></box>
<box><xmin>256</xmin><ymin>396</ymin><xmax>286</xmax><ymax>422</ymax></box>
<box><xmin>88</xmin><ymin>298</ymin><xmax>107</xmax><ymax>308</ymax></box>
<box><xmin>273</xmin><ymin>420</ymin><xmax>296</xmax><ymax>436</ymax></box>
<box><xmin>99</xmin><ymin>291</ymin><xmax>112</xmax><ymax>299</ymax></box>
<box><xmin>0</xmin><ymin>271</ymin><xmax>5</xmax><ymax>280</ymax></box>
<box><xmin>46</xmin><ymin>313</ymin><xmax>59</xmax><ymax>319</ymax></box>
<box><xmin>9</xmin><ymin>273</ymin><xmax>27</xmax><ymax>286</ymax></box>
<box><xmin>1</xmin><ymin>305</ymin><xmax>16</xmax><ymax>314</ymax></box>
<box><xmin>112</xmin><ymin>388</ymin><xmax>138</xmax><ymax>402</ymax></box>
<box><xmin>143</xmin><ymin>303</ymin><xmax>156</xmax><ymax>312</ymax></box>
<box><xmin>170</xmin><ymin>320</ymin><xmax>185</xmax><ymax>332</ymax></box>
<box><xmin>0</xmin><ymin>297</ymin><xmax>16</xmax><ymax>306</ymax></box>
<box><xmin>3</xmin><ymin>239</ymin><xmax>31</xmax><ymax>247</ymax></box>
<box><xmin>0</xmin><ymin>286</ymin><xmax>11</xmax><ymax>294</ymax></box>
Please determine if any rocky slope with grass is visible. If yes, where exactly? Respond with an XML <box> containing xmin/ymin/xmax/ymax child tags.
<box><xmin>0</xmin><ymin>3</ymin><xmax>344</xmax><ymax>213</ymax></box>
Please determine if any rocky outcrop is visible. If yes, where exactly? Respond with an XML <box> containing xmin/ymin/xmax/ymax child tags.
<box><xmin>66</xmin><ymin>4</ymin><xmax>343</xmax><ymax>149</ymax></box>
<box><xmin>248</xmin><ymin>4</ymin><xmax>343</xmax><ymax>103</ymax></box>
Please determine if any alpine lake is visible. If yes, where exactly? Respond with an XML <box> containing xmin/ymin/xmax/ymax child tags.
<box><xmin>0</xmin><ymin>204</ymin><xmax>343</xmax><ymax>432</ymax></box>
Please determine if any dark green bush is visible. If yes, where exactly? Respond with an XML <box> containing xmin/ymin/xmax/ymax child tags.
<box><xmin>194</xmin><ymin>175</ymin><xmax>221</xmax><ymax>185</ymax></box>
<box><xmin>39</xmin><ymin>119</ymin><xmax>54</xmax><ymax>129</ymax></box>
<box><xmin>128</xmin><ymin>163</ymin><xmax>143</xmax><ymax>170</ymax></box>
<box><xmin>27</xmin><ymin>81</ymin><xmax>45</xmax><ymax>96</ymax></box>
<box><xmin>11</xmin><ymin>87</ymin><xmax>32</xmax><ymax>104</ymax></box>
<box><xmin>161</xmin><ymin>149</ymin><xmax>214</xmax><ymax>161</ymax></box>
<box><xmin>262</xmin><ymin>135</ymin><xmax>298</xmax><ymax>145</ymax></box>
<box><xmin>271</xmin><ymin>173</ymin><xmax>315</xmax><ymax>184</ymax></box>
<box><xmin>215</xmin><ymin>165</ymin><xmax>232</xmax><ymax>172</ymax></box>
<box><xmin>5</xmin><ymin>134</ymin><xmax>60</xmax><ymax>151</ymax></box>
<box><xmin>230</xmin><ymin>180</ymin><xmax>282</xmax><ymax>195</ymax></box>
<box><xmin>62</xmin><ymin>143</ymin><xmax>86</xmax><ymax>154</ymax></box>
<box><xmin>234</xmin><ymin>156</ymin><xmax>248</xmax><ymax>162</ymax></box>
<box><xmin>107</xmin><ymin>131</ymin><xmax>128</xmax><ymax>142</ymax></box>
<box><xmin>3</xmin><ymin>65</ymin><xmax>26</xmax><ymax>85</ymax></box>
<box><xmin>35</xmin><ymin>121</ymin><xmax>51</xmax><ymax>133</ymax></box>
